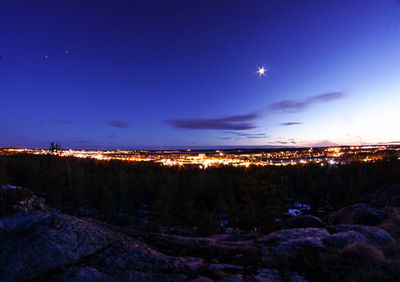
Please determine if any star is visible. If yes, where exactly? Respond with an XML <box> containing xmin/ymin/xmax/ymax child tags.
<box><xmin>257</xmin><ymin>66</ymin><xmax>266</xmax><ymax>76</ymax></box>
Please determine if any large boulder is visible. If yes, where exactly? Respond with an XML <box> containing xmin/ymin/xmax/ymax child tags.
<box><xmin>259</xmin><ymin>228</ymin><xmax>329</xmax><ymax>261</ymax></box>
<box><xmin>328</xmin><ymin>203</ymin><xmax>387</xmax><ymax>226</ymax></box>
<box><xmin>322</xmin><ymin>231</ymin><xmax>369</xmax><ymax>248</ymax></box>
<box><xmin>0</xmin><ymin>211</ymin><xmax>197</xmax><ymax>281</ymax></box>
<box><xmin>271</xmin><ymin>236</ymin><xmax>324</xmax><ymax>257</ymax></box>
<box><xmin>258</xmin><ymin>228</ymin><xmax>330</xmax><ymax>245</ymax></box>
<box><xmin>329</xmin><ymin>225</ymin><xmax>395</xmax><ymax>247</ymax></box>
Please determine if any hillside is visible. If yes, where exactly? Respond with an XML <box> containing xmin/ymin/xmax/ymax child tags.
<box><xmin>1</xmin><ymin>185</ymin><xmax>400</xmax><ymax>281</ymax></box>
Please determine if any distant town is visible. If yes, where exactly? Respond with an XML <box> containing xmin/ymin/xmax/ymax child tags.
<box><xmin>1</xmin><ymin>145</ymin><xmax>399</xmax><ymax>168</ymax></box>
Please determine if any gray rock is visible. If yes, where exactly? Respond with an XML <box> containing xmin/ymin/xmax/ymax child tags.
<box><xmin>208</xmin><ymin>263</ymin><xmax>244</xmax><ymax>271</ymax></box>
<box><xmin>255</xmin><ymin>268</ymin><xmax>281</xmax><ymax>281</ymax></box>
<box><xmin>0</xmin><ymin>211</ymin><xmax>197</xmax><ymax>281</ymax></box>
<box><xmin>258</xmin><ymin>228</ymin><xmax>330</xmax><ymax>245</ymax></box>
<box><xmin>0</xmin><ymin>212</ymin><xmax>115</xmax><ymax>281</ymax></box>
<box><xmin>330</xmin><ymin>225</ymin><xmax>395</xmax><ymax>246</ymax></box>
<box><xmin>259</xmin><ymin>228</ymin><xmax>328</xmax><ymax>260</ymax></box>
<box><xmin>328</xmin><ymin>203</ymin><xmax>387</xmax><ymax>226</ymax></box>
<box><xmin>272</xmin><ymin>237</ymin><xmax>324</xmax><ymax>257</ymax></box>
<box><xmin>322</xmin><ymin>231</ymin><xmax>368</xmax><ymax>248</ymax></box>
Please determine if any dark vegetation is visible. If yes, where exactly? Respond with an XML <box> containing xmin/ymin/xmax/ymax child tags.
<box><xmin>1</xmin><ymin>154</ymin><xmax>400</xmax><ymax>235</ymax></box>
<box><xmin>1</xmin><ymin>153</ymin><xmax>400</xmax><ymax>281</ymax></box>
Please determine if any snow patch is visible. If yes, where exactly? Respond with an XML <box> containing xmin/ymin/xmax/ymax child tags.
<box><xmin>287</xmin><ymin>201</ymin><xmax>311</xmax><ymax>217</ymax></box>
<box><xmin>1</xmin><ymin>184</ymin><xmax>22</xmax><ymax>190</ymax></box>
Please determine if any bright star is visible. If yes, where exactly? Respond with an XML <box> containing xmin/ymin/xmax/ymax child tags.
<box><xmin>257</xmin><ymin>66</ymin><xmax>266</xmax><ymax>76</ymax></box>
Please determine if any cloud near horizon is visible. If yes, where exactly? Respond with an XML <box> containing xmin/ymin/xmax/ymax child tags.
<box><xmin>167</xmin><ymin>113</ymin><xmax>259</xmax><ymax>130</ymax></box>
<box><xmin>278</xmin><ymin>122</ymin><xmax>303</xmax><ymax>126</ymax></box>
<box><xmin>167</xmin><ymin>91</ymin><xmax>344</xmax><ymax>131</ymax></box>
<box><xmin>107</xmin><ymin>120</ymin><xmax>129</xmax><ymax>128</ymax></box>
<box><xmin>268</xmin><ymin>92</ymin><xmax>344</xmax><ymax>113</ymax></box>
<box><xmin>223</xmin><ymin>131</ymin><xmax>269</xmax><ymax>139</ymax></box>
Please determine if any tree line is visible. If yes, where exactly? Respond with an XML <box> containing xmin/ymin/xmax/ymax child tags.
<box><xmin>1</xmin><ymin>154</ymin><xmax>400</xmax><ymax>234</ymax></box>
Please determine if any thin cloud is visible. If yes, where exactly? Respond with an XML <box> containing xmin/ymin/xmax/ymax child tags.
<box><xmin>269</xmin><ymin>92</ymin><xmax>344</xmax><ymax>113</ymax></box>
<box><xmin>167</xmin><ymin>91</ymin><xmax>344</xmax><ymax>131</ymax></box>
<box><xmin>167</xmin><ymin>113</ymin><xmax>259</xmax><ymax>130</ymax></box>
<box><xmin>223</xmin><ymin>131</ymin><xmax>269</xmax><ymax>139</ymax></box>
<box><xmin>107</xmin><ymin>120</ymin><xmax>129</xmax><ymax>128</ymax></box>
<box><xmin>51</xmin><ymin>119</ymin><xmax>73</xmax><ymax>124</ymax></box>
<box><xmin>247</xmin><ymin>136</ymin><xmax>269</xmax><ymax>139</ymax></box>
<box><xmin>278</xmin><ymin>122</ymin><xmax>303</xmax><ymax>126</ymax></box>
<box><xmin>267</xmin><ymin>139</ymin><xmax>297</xmax><ymax>145</ymax></box>
<box><xmin>308</xmin><ymin>92</ymin><xmax>344</xmax><ymax>103</ymax></box>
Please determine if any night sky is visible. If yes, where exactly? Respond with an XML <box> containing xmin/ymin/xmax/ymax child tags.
<box><xmin>1</xmin><ymin>0</ymin><xmax>400</xmax><ymax>149</ymax></box>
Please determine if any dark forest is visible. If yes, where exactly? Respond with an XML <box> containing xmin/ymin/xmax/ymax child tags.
<box><xmin>2</xmin><ymin>154</ymin><xmax>399</xmax><ymax>235</ymax></box>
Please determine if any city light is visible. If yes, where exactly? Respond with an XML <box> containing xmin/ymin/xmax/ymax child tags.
<box><xmin>1</xmin><ymin>145</ymin><xmax>398</xmax><ymax>168</ymax></box>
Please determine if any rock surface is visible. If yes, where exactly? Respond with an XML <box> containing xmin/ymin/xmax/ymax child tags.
<box><xmin>1</xmin><ymin>187</ymin><xmax>400</xmax><ymax>281</ymax></box>
<box><xmin>329</xmin><ymin>224</ymin><xmax>395</xmax><ymax>246</ymax></box>
<box><xmin>322</xmin><ymin>230</ymin><xmax>368</xmax><ymax>247</ymax></box>
<box><xmin>258</xmin><ymin>227</ymin><xmax>330</xmax><ymax>244</ymax></box>
<box><xmin>0</xmin><ymin>211</ymin><xmax>194</xmax><ymax>281</ymax></box>
<box><xmin>328</xmin><ymin>203</ymin><xmax>388</xmax><ymax>226</ymax></box>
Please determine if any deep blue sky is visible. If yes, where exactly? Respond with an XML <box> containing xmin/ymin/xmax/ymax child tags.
<box><xmin>1</xmin><ymin>0</ymin><xmax>400</xmax><ymax>149</ymax></box>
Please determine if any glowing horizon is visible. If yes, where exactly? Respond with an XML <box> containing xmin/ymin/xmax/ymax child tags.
<box><xmin>1</xmin><ymin>1</ymin><xmax>400</xmax><ymax>149</ymax></box>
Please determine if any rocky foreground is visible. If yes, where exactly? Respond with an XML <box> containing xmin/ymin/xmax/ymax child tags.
<box><xmin>1</xmin><ymin>186</ymin><xmax>400</xmax><ymax>281</ymax></box>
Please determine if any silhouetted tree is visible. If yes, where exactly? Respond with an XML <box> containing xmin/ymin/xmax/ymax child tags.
<box><xmin>49</xmin><ymin>142</ymin><xmax>62</xmax><ymax>152</ymax></box>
